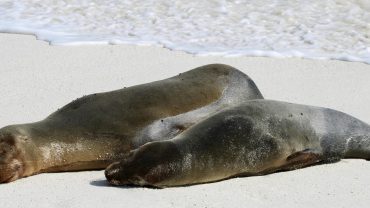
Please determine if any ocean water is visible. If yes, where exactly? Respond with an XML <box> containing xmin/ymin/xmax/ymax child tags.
<box><xmin>0</xmin><ymin>0</ymin><xmax>370</xmax><ymax>63</ymax></box>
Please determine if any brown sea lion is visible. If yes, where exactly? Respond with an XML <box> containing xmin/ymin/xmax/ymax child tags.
<box><xmin>0</xmin><ymin>64</ymin><xmax>263</xmax><ymax>183</ymax></box>
<box><xmin>105</xmin><ymin>99</ymin><xmax>370</xmax><ymax>187</ymax></box>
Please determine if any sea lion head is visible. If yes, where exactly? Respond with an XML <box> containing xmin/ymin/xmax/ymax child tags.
<box><xmin>0</xmin><ymin>133</ymin><xmax>26</xmax><ymax>183</ymax></box>
<box><xmin>105</xmin><ymin>141</ymin><xmax>181</xmax><ymax>187</ymax></box>
<box><xmin>0</xmin><ymin>124</ymin><xmax>41</xmax><ymax>183</ymax></box>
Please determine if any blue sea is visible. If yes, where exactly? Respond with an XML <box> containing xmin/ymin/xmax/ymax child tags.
<box><xmin>0</xmin><ymin>0</ymin><xmax>369</xmax><ymax>63</ymax></box>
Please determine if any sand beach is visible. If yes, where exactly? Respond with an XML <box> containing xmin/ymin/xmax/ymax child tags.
<box><xmin>0</xmin><ymin>32</ymin><xmax>370</xmax><ymax>207</ymax></box>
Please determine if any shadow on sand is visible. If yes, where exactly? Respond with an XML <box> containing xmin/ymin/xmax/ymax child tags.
<box><xmin>89</xmin><ymin>179</ymin><xmax>158</xmax><ymax>189</ymax></box>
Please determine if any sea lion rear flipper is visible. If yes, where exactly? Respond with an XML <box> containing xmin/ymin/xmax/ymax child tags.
<box><xmin>282</xmin><ymin>149</ymin><xmax>322</xmax><ymax>171</ymax></box>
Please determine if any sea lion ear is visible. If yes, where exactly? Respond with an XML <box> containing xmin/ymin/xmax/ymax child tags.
<box><xmin>283</xmin><ymin>149</ymin><xmax>322</xmax><ymax>170</ymax></box>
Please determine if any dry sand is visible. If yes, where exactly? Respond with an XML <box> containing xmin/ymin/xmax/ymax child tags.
<box><xmin>0</xmin><ymin>33</ymin><xmax>369</xmax><ymax>208</ymax></box>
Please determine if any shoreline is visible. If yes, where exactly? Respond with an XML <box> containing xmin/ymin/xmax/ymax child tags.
<box><xmin>0</xmin><ymin>32</ymin><xmax>370</xmax><ymax>208</ymax></box>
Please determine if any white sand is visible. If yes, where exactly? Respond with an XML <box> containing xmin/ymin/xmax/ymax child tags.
<box><xmin>0</xmin><ymin>33</ymin><xmax>370</xmax><ymax>207</ymax></box>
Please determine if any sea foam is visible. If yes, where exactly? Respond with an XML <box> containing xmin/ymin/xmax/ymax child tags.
<box><xmin>1</xmin><ymin>0</ymin><xmax>370</xmax><ymax>64</ymax></box>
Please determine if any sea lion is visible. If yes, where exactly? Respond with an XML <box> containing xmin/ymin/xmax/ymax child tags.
<box><xmin>105</xmin><ymin>99</ymin><xmax>370</xmax><ymax>187</ymax></box>
<box><xmin>0</xmin><ymin>64</ymin><xmax>263</xmax><ymax>183</ymax></box>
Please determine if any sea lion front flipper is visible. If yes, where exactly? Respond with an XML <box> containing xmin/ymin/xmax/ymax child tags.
<box><xmin>282</xmin><ymin>149</ymin><xmax>322</xmax><ymax>171</ymax></box>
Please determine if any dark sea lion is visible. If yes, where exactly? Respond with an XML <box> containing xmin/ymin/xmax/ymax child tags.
<box><xmin>105</xmin><ymin>99</ymin><xmax>370</xmax><ymax>187</ymax></box>
<box><xmin>0</xmin><ymin>64</ymin><xmax>263</xmax><ymax>183</ymax></box>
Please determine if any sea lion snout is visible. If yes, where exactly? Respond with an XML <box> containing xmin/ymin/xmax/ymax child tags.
<box><xmin>0</xmin><ymin>159</ymin><xmax>23</xmax><ymax>183</ymax></box>
<box><xmin>0</xmin><ymin>134</ymin><xmax>25</xmax><ymax>183</ymax></box>
<box><xmin>105</xmin><ymin>141</ymin><xmax>182</xmax><ymax>187</ymax></box>
<box><xmin>105</xmin><ymin>158</ymin><xmax>150</xmax><ymax>186</ymax></box>
<box><xmin>105</xmin><ymin>161</ymin><xmax>127</xmax><ymax>186</ymax></box>
<box><xmin>105</xmin><ymin>162</ymin><xmax>149</xmax><ymax>186</ymax></box>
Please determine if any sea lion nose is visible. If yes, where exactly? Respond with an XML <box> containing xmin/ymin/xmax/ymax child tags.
<box><xmin>105</xmin><ymin>161</ymin><xmax>125</xmax><ymax>185</ymax></box>
<box><xmin>0</xmin><ymin>134</ymin><xmax>18</xmax><ymax>183</ymax></box>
